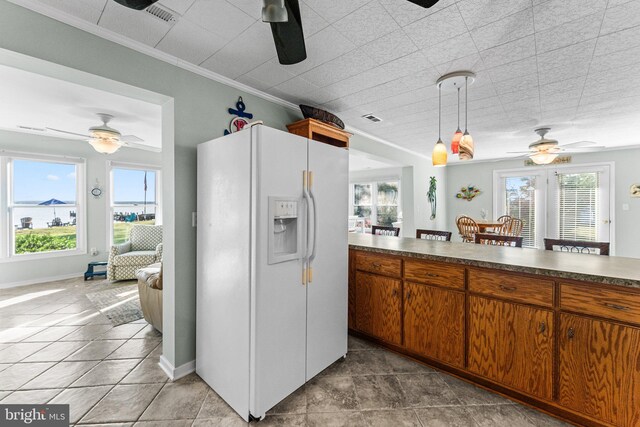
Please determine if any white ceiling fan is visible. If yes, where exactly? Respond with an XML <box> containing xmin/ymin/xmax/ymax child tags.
<box><xmin>46</xmin><ymin>113</ymin><xmax>145</xmax><ymax>154</ymax></box>
<box><xmin>507</xmin><ymin>127</ymin><xmax>604</xmax><ymax>165</ymax></box>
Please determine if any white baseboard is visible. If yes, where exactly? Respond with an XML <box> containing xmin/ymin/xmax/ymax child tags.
<box><xmin>159</xmin><ymin>355</ymin><xmax>196</xmax><ymax>381</ymax></box>
<box><xmin>0</xmin><ymin>272</ymin><xmax>85</xmax><ymax>289</ymax></box>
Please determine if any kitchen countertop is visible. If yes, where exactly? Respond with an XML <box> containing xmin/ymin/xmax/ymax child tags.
<box><xmin>349</xmin><ymin>233</ymin><xmax>640</xmax><ymax>289</ymax></box>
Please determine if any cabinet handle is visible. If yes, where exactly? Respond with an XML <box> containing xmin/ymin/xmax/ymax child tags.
<box><xmin>406</xmin><ymin>290</ymin><xmax>412</xmax><ymax>300</ymax></box>
<box><xmin>426</xmin><ymin>273</ymin><xmax>439</xmax><ymax>278</ymax></box>
<box><xmin>499</xmin><ymin>284</ymin><xmax>517</xmax><ymax>292</ymax></box>
<box><xmin>392</xmin><ymin>289</ymin><xmax>398</xmax><ymax>297</ymax></box>
<box><xmin>538</xmin><ymin>321</ymin><xmax>546</xmax><ymax>334</ymax></box>
<box><xmin>603</xmin><ymin>302</ymin><xmax>629</xmax><ymax>311</ymax></box>
<box><xmin>567</xmin><ymin>327</ymin><xmax>575</xmax><ymax>339</ymax></box>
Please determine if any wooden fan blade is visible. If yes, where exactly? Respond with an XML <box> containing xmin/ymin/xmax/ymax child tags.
<box><xmin>46</xmin><ymin>128</ymin><xmax>91</xmax><ymax>138</ymax></box>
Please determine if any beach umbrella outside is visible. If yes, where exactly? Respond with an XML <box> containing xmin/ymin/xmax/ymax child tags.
<box><xmin>38</xmin><ymin>198</ymin><xmax>66</xmax><ymax>217</ymax></box>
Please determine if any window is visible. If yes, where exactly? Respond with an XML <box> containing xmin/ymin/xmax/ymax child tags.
<box><xmin>1</xmin><ymin>154</ymin><xmax>85</xmax><ymax>259</ymax></box>
<box><xmin>351</xmin><ymin>180</ymin><xmax>400</xmax><ymax>230</ymax></box>
<box><xmin>556</xmin><ymin>172</ymin><xmax>599</xmax><ymax>241</ymax></box>
<box><xmin>109</xmin><ymin>163</ymin><xmax>161</xmax><ymax>244</ymax></box>
<box><xmin>504</xmin><ymin>176</ymin><xmax>537</xmax><ymax>248</ymax></box>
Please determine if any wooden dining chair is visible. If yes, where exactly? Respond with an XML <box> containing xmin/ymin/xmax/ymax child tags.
<box><xmin>416</xmin><ymin>229</ymin><xmax>452</xmax><ymax>241</ymax></box>
<box><xmin>501</xmin><ymin>218</ymin><xmax>524</xmax><ymax>237</ymax></box>
<box><xmin>456</xmin><ymin>215</ymin><xmax>479</xmax><ymax>243</ymax></box>
<box><xmin>475</xmin><ymin>233</ymin><xmax>523</xmax><ymax>248</ymax></box>
<box><xmin>543</xmin><ymin>238</ymin><xmax>610</xmax><ymax>256</ymax></box>
<box><xmin>372</xmin><ymin>225</ymin><xmax>400</xmax><ymax>236</ymax></box>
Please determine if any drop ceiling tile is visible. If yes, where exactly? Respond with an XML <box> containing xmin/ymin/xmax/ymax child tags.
<box><xmin>183</xmin><ymin>0</ymin><xmax>255</xmax><ymax>41</ymax></box>
<box><xmin>300</xmin><ymin>2</ymin><xmax>330</xmax><ymax>36</ymax></box>
<box><xmin>333</xmin><ymin>1</ymin><xmax>400</xmax><ymax>46</ymax></box>
<box><xmin>235</xmin><ymin>74</ymin><xmax>272</xmax><ymax>92</ymax></box>
<box><xmin>300</xmin><ymin>49</ymin><xmax>377</xmax><ymax>87</ymax></box>
<box><xmin>498</xmin><ymin>89</ymin><xmax>539</xmax><ymax>105</ymax></box>
<box><xmin>606</xmin><ymin>0</ymin><xmax>636</xmax><ymax>7</ymax></box>
<box><xmin>536</xmin><ymin>39</ymin><xmax>596</xmax><ymax>70</ymax></box>
<box><xmin>242</xmin><ymin>60</ymin><xmax>298</xmax><ymax>88</ymax></box>
<box><xmin>600</xmin><ymin>0</ymin><xmax>640</xmax><ymax>35</ymax></box>
<box><xmin>588</xmin><ymin>45</ymin><xmax>640</xmax><ymax>74</ymax></box>
<box><xmin>228</xmin><ymin>0</ymin><xmax>261</xmax><ymax>20</ymax></box>
<box><xmin>282</xmin><ymin>26</ymin><xmax>356</xmax><ymax>75</ymax></box>
<box><xmin>156</xmin><ymin>20</ymin><xmax>227</xmax><ymax>65</ymax></box>
<box><xmin>494</xmin><ymin>72</ymin><xmax>539</xmax><ymax>95</ymax></box>
<box><xmin>422</xmin><ymin>32</ymin><xmax>478</xmax><ymax>67</ymax></box>
<box><xmin>361</xmin><ymin>30</ymin><xmax>419</xmax><ymax>65</ymax></box>
<box><xmin>540</xmin><ymin>76</ymin><xmax>586</xmax><ymax>98</ymax></box>
<box><xmin>301</xmin><ymin>0</ymin><xmax>370</xmax><ymax>23</ymax></box>
<box><xmin>200</xmin><ymin>21</ymin><xmax>276</xmax><ymax>79</ymax></box>
<box><xmin>98</xmin><ymin>1</ymin><xmax>172</xmax><ymax>46</ymax></box>
<box><xmin>532</xmin><ymin>0</ymin><xmax>607</xmax><ymax>32</ymax></box>
<box><xmin>435</xmin><ymin>53</ymin><xmax>484</xmax><ymax>75</ymax></box>
<box><xmin>273</xmin><ymin>76</ymin><xmax>320</xmax><ymax>97</ymax></box>
<box><xmin>534</xmin><ymin>12</ymin><xmax>603</xmax><ymax>54</ymax></box>
<box><xmin>593</xmin><ymin>25</ymin><xmax>640</xmax><ymax>56</ymax></box>
<box><xmin>538</xmin><ymin>64</ymin><xmax>589</xmax><ymax>86</ymax></box>
<box><xmin>157</xmin><ymin>0</ymin><xmax>195</xmax><ymax>15</ymax></box>
<box><xmin>479</xmin><ymin>35</ymin><xmax>536</xmax><ymax>69</ymax></box>
<box><xmin>37</xmin><ymin>0</ymin><xmax>106</xmax><ymax>23</ymax></box>
<box><xmin>404</xmin><ymin>5</ymin><xmax>468</xmax><ymax>49</ymax></box>
<box><xmin>486</xmin><ymin>56</ymin><xmax>538</xmax><ymax>83</ymax></box>
<box><xmin>378</xmin><ymin>0</ymin><xmax>456</xmax><ymax>26</ymax></box>
<box><xmin>470</xmin><ymin>8</ymin><xmax>534</xmax><ymax>52</ymax></box>
<box><xmin>457</xmin><ymin>0</ymin><xmax>531</xmax><ymax>30</ymax></box>
<box><xmin>540</xmin><ymin>88</ymin><xmax>582</xmax><ymax>106</ymax></box>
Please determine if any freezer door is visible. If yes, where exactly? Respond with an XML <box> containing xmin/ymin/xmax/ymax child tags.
<box><xmin>251</xmin><ymin>126</ymin><xmax>308</xmax><ymax>418</ymax></box>
<box><xmin>306</xmin><ymin>140</ymin><xmax>349</xmax><ymax>380</ymax></box>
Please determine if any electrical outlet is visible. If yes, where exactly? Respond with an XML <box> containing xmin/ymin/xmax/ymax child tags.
<box><xmin>91</xmin><ymin>248</ymin><xmax>98</xmax><ymax>256</ymax></box>
<box><xmin>192</xmin><ymin>212</ymin><xmax>197</xmax><ymax>228</ymax></box>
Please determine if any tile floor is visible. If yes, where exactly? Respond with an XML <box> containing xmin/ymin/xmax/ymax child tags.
<box><xmin>1</xmin><ymin>277</ymin><xmax>569</xmax><ymax>426</ymax></box>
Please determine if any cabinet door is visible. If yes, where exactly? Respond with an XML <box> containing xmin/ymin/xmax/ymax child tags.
<box><xmin>403</xmin><ymin>282</ymin><xmax>465</xmax><ymax>367</ymax></box>
<box><xmin>468</xmin><ymin>296</ymin><xmax>554</xmax><ymax>400</ymax></box>
<box><xmin>355</xmin><ymin>271</ymin><xmax>402</xmax><ymax>345</ymax></box>
<box><xmin>559</xmin><ymin>313</ymin><xmax>640</xmax><ymax>426</ymax></box>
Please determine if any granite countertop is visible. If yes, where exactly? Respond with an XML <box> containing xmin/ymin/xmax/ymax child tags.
<box><xmin>349</xmin><ymin>233</ymin><xmax>640</xmax><ymax>289</ymax></box>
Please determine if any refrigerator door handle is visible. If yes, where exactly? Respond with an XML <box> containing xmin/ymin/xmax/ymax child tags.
<box><xmin>302</xmin><ymin>171</ymin><xmax>313</xmax><ymax>261</ymax></box>
<box><xmin>309</xmin><ymin>173</ymin><xmax>318</xmax><ymax>264</ymax></box>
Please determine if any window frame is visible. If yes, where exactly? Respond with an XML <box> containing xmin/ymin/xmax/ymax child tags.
<box><xmin>349</xmin><ymin>178</ymin><xmax>401</xmax><ymax>229</ymax></box>
<box><xmin>107</xmin><ymin>161</ymin><xmax>162</xmax><ymax>247</ymax></box>
<box><xmin>0</xmin><ymin>152</ymin><xmax>87</xmax><ymax>262</ymax></box>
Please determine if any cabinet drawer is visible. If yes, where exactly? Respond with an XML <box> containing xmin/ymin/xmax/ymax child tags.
<box><xmin>469</xmin><ymin>269</ymin><xmax>554</xmax><ymax>307</ymax></box>
<box><xmin>561</xmin><ymin>283</ymin><xmax>640</xmax><ymax>326</ymax></box>
<box><xmin>355</xmin><ymin>251</ymin><xmax>401</xmax><ymax>278</ymax></box>
<box><xmin>404</xmin><ymin>260</ymin><xmax>464</xmax><ymax>289</ymax></box>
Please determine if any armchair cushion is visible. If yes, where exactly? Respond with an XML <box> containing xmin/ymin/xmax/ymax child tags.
<box><xmin>130</xmin><ymin>225</ymin><xmax>163</xmax><ymax>252</ymax></box>
<box><xmin>112</xmin><ymin>251</ymin><xmax>157</xmax><ymax>267</ymax></box>
<box><xmin>136</xmin><ymin>262</ymin><xmax>163</xmax><ymax>290</ymax></box>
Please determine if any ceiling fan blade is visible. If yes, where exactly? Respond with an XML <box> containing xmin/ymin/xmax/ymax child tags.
<box><xmin>506</xmin><ymin>151</ymin><xmax>534</xmax><ymax>154</ymax></box>
<box><xmin>121</xmin><ymin>135</ymin><xmax>144</xmax><ymax>143</ymax></box>
<box><xmin>121</xmin><ymin>141</ymin><xmax>161</xmax><ymax>152</ymax></box>
<box><xmin>405</xmin><ymin>0</ymin><xmax>441</xmax><ymax>8</ymax></box>
<box><xmin>46</xmin><ymin>127</ymin><xmax>91</xmax><ymax>138</ymax></box>
<box><xmin>270</xmin><ymin>0</ymin><xmax>307</xmax><ymax>65</ymax></box>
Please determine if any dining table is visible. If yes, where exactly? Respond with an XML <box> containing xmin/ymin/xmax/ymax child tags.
<box><xmin>474</xmin><ymin>219</ymin><xmax>504</xmax><ymax>233</ymax></box>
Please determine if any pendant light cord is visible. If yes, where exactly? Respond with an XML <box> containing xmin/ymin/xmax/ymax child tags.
<box><xmin>438</xmin><ymin>83</ymin><xmax>442</xmax><ymax>140</ymax></box>
<box><xmin>464</xmin><ymin>76</ymin><xmax>468</xmax><ymax>132</ymax></box>
<box><xmin>457</xmin><ymin>87</ymin><xmax>460</xmax><ymax>130</ymax></box>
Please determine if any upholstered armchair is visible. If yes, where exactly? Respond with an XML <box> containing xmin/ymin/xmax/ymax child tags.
<box><xmin>107</xmin><ymin>225</ymin><xmax>163</xmax><ymax>281</ymax></box>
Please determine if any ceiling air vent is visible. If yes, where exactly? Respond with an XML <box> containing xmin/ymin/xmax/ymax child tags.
<box><xmin>362</xmin><ymin>113</ymin><xmax>382</xmax><ymax>123</ymax></box>
<box><xmin>145</xmin><ymin>3</ymin><xmax>178</xmax><ymax>24</ymax></box>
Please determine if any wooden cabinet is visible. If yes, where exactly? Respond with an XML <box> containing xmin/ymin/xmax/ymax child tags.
<box><xmin>468</xmin><ymin>296</ymin><xmax>554</xmax><ymax>400</ymax></box>
<box><xmin>559</xmin><ymin>313</ymin><xmax>640</xmax><ymax>426</ymax></box>
<box><xmin>469</xmin><ymin>268</ymin><xmax>554</xmax><ymax>307</ymax></box>
<box><xmin>348</xmin><ymin>250</ymin><xmax>356</xmax><ymax>329</ymax></box>
<box><xmin>404</xmin><ymin>260</ymin><xmax>464</xmax><ymax>289</ymax></box>
<box><xmin>287</xmin><ymin>118</ymin><xmax>351</xmax><ymax>149</ymax></box>
<box><xmin>355</xmin><ymin>271</ymin><xmax>402</xmax><ymax>345</ymax></box>
<box><xmin>403</xmin><ymin>282</ymin><xmax>465</xmax><ymax>367</ymax></box>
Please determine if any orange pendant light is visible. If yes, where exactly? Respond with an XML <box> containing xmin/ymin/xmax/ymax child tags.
<box><xmin>458</xmin><ymin>76</ymin><xmax>474</xmax><ymax>161</ymax></box>
<box><xmin>432</xmin><ymin>82</ymin><xmax>447</xmax><ymax>167</ymax></box>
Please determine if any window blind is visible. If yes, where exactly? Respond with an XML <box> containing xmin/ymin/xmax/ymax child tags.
<box><xmin>556</xmin><ymin>172</ymin><xmax>599</xmax><ymax>241</ymax></box>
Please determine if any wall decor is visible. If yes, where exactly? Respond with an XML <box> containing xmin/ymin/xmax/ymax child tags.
<box><xmin>427</xmin><ymin>176</ymin><xmax>437</xmax><ymax>220</ymax></box>
<box><xmin>631</xmin><ymin>183</ymin><xmax>640</xmax><ymax>198</ymax></box>
<box><xmin>299</xmin><ymin>104</ymin><xmax>344</xmax><ymax>129</ymax></box>
<box><xmin>224</xmin><ymin>96</ymin><xmax>254</xmax><ymax>135</ymax></box>
<box><xmin>90</xmin><ymin>179</ymin><xmax>103</xmax><ymax>199</ymax></box>
<box><xmin>456</xmin><ymin>185</ymin><xmax>481</xmax><ymax>201</ymax></box>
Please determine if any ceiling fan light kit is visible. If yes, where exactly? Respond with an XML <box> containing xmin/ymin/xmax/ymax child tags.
<box><xmin>89</xmin><ymin>138</ymin><xmax>122</xmax><ymax>154</ymax></box>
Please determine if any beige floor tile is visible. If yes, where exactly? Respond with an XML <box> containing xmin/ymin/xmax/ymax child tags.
<box><xmin>24</xmin><ymin>304</ymin><xmax>71</xmax><ymax>315</ymax></box>
<box><xmin>306</xmin><ymin>375</ymin><xmax>359</xmax><ymax>413</ymax></box>
<box><xmin>361</xmin><ymin>409</ymin><xmax>422</xmax><ymax>426</ymax></box>
<box><xmin>135</xmin><ymin>421</ymin><xmax>194</xmax><ymax>426</ymax></box>
<box><xmin>55</xmin><ymin>303</ymin><xmax>95</xmax><ymax>314</ymax></box>
<box><xmin>139</xmin><ymin>378</ymin><xmax>209</xmax><ymax>421</ymax></box>
<box><xmin>192</xmin><ymin>418</ymin><xmax>248</xmax><ymax>427</ymax></box>
<box><xmin>0</xmin><ymin>342</ymin><xmax>49</xmax><ymax>363</ymax></box>
<box><xmin>197</xmin><ymin>389</ymin><xmax>240</xmax><ymax>418</ymax></box>
<box><xmin>414</xmin><ymin>406</ymin><xmax>480</xmax><ymax>427</ymax></box>
<box><xmin>467</xmin><ymin>404</ymin><xmax>536</xmax><ymax>426</ymax></box>
<box><xmin>71</xmin><ymin>359</ymin><xmax>141</xmax><ymax>387</ymax></box>
<box><xmin>0</xmin><ymin>363</ymin><xmax>10</xmax><ymax>373</ymax></box>
<box><xmin>50</xmin><ymin>385</ymin><xmax>112</xmax><ymax>424</ymax></box>
<box><xmin>0</xmin><ymin>326</ymin><xmax>45</xmax><ymax>343</ymax></box>
<box><xmin>23</xmin><ymin>340</ymin><xmax>89</xmax><ymax>362</ymax></box>
<box><xmin>120</xmin><ymin>358</ymin><xmax>169</xmax><ymax>384</ymax></box>
<box><xmin>21</xmin><ymin>360</ymin><xmax>98</xmax><ymax>389</ymax></box>
<box><xmin>0</xmin><ymin>314</ymin><xmax>46</xmax><ymax>328</ymax></box>
<box><xmin>97</xmin><ymin>324</ymin><xmax>146</xmax><ymax>340</ymax></box>
<box><xmin>307</xmin><ymin>412</ymin><xmax>366</xmax><ymax>427</ymax></box>
<box><xmin>56</xmin><ymin>310</ymin><xmax>106</xmax><ymax>326</ymax></box>
<box><xmin>65</xmin><ymin>340</ymin><xmax>125</xmax><ymax>361</ymax></box>
<box><xmin>145</xmin><ymin>343</ymin><xmax>163</xmax><ymax>360</ymax></box>
<box><xmin>352</xmin><ymin>375</ymin><xmax>406</xmax><ymax>410</ymax></box>
<box><xmin>0</xmin><ymin>391</ymin><xmax>10</xmax><ymax>400</ymax></box>
<box><xmin>258</xmin><ymin>414</ymin><xmax>307</xmax><ymax>426</ymax></box>
<box><xmin>106</xmin><ymin>338</ymin><xmax>161</xmax><ymax>360</ymax></box>
<box><xmin>80</xmin><ymin>383</ymin><xmax>163</xmax><ymax>424</ymax></box>
<box><xmin>1</xmin><ymin>388</ymin><xmax>62</xmax><ymax>404</ymax></box>
<box><xmin>21</xmin><ymin>326</ymin><xmax>81</xmax><ymax>342</ymax></box>
<box><xmin>59</xmin><ymin>324</ymin><xmax>114</xmax><ymax>341</ymax></box>
<box><xmin>0</xmin><ymin>362</ymin><xmax>54</xmax><ymax>390</ymax></box>
<box><xmin>26</xmin><ymin>313</ymin><xmax>74</xmax><ymax>327</ymax></box>
<box><xmin>132</xmin><ymin>324</ymin><xmax>162</xmax><ymax>340</ymax></box>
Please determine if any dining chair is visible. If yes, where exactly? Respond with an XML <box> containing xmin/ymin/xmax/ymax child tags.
<box><xmin>501</xmin><ymin>218</ymin><xmax>524</xmax><ymax>237</ymax></box>
<box><xmin>456</xmin><ymin>215</ymin><xmax>479</xmax><ymax>243</ymax></box>
<box><xmin>416</xmin><ymin>229</ymin><xmax>452</xmax><ymax>241</ymax></box>
<box><xmin>543</xmin><ymin>238</ymin><xmax>610</xmax><ymax>256</ymax></box>
<box><xmin>372</xmin><ymin>225</ymin><xmax>400</xmax><ymax>236</ymax></box>
<box><xmin>475</xmin><ymin>233</ymin><xmax>523</xmax><ymax>248</ymax></box>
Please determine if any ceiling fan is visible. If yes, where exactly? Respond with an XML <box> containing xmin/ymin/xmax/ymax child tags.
<box><xmin>112</xmin><ymin>0</ymin><xmax>441</xmax><ymax>65</ymax></box>
<box><xmin>507</xmin><ymin>127</ymin><xmax>604</xmax><ymax>165</ymax></box>
<box><xmin>46</xmin><ymin>113</ymin><xmax>145</xmax><ymax>154</ymax></box>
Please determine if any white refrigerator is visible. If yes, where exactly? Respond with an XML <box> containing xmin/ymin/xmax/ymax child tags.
<box><xmin>196</xmin><ymin>124</ymin><xmax>348</xmax><ymax>421</ymax></box>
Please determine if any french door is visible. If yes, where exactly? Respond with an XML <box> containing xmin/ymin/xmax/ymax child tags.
<box><xmin>494</xmin><ymin>164</ymin><xmax>611</xmax><ymax>250</ymax></box>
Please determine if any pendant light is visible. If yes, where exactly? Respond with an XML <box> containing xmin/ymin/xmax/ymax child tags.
<box><xmin>432</xmin><ymin>82</ymin><xmax>447</xmax><ymax>167</ymax></box>
<box><xmin>458</xmin><ymin>76</ymin><xmax>474</xmax><ymax>161</ymax></box>
<box><xmin>451</xmin><ymin>86</ymin><xmax>462</xmax><ymax>154</ymax></box>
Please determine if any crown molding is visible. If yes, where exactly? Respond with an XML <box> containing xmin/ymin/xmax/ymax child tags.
<box><xmin>7</xmin><ymin>0</ymin><xmax>432</xmax><ymax>161</ymax></box>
